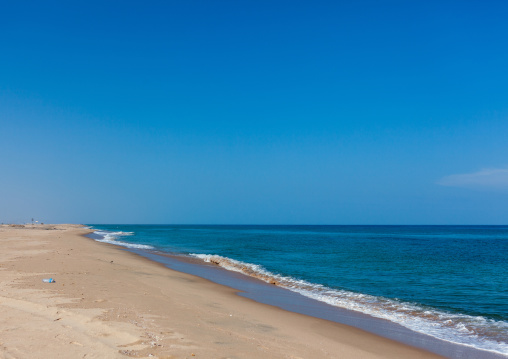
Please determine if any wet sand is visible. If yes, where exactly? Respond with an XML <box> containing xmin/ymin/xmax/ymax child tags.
<box><xmin>0</xmin><ymin>224</ymin><xmax>442</xmax><ymax>358</ymax></box>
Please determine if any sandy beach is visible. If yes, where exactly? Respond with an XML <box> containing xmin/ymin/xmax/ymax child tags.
<box><xmin>0</xmin><ymin>224</ymin><xmax>443</xmax><ymax>358</ymax></box>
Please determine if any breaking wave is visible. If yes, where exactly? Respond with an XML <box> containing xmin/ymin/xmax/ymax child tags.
<box><xmin>92</xmin><ymin>230</ymin><xmax>154</xmax><ymax>250</ymax></box>
<box><xmin>191</xmin><ymin>254</ymin><xmax>508</xmax><ymax>356</ymax></box>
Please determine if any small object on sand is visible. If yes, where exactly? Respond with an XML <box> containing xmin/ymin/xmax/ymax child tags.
<box><xmin>42</xmin><ymin>278</ymin><xmax>55</xmax><ymax>283</ymax></box>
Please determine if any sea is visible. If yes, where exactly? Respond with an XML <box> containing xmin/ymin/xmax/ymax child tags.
<box><xmin>86</xmin><ymin>225</ymin><xmax>508</xmax><ymax>358</ymax></box>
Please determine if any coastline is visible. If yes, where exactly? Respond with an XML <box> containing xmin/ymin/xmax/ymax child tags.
<box><xmin>87</xmin><ymin>224</ymin><xmax>508</xmax><ymax>359</ymax></box>
<box><xmin>127</xmin><ymin>249</ymin><xmax>506</xmax><ymax>359</ymax></box>
<box><xmin>0</xmin><ymin>224</ymin><xmax>445</xmax><ymax>358</ymax></box>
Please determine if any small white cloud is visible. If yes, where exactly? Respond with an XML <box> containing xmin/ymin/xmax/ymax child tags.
<box><xmin>438</xmin><ymin>167</ymin><xmax>508</xmax><ymax>189</ymax></box>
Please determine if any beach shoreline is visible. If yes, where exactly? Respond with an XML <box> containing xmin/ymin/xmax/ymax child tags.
<box><xmin>126</xmin><ymin>248</ymin><xmax>506</xmax><ymax>359</ymax></box>
<box><xmin>0</xmin><ymin>224</ymin><xmax>446</xmax><ymax>358</ymax></box>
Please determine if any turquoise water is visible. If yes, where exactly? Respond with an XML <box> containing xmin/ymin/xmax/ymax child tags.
<box><xmin>89</xmin><ymin>225</ymin><xmax>508</xmax><ymax>356</ymax></box>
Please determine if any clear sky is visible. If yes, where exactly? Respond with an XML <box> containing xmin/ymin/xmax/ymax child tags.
<box><xmin>1</xmin><ymin>1</ymin><xmax>507</xmax><ymax>224</ymax></box>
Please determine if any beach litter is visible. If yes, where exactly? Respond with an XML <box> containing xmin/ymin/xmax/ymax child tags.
<box><xmin>42</xmin><ymin>278</ymin><xmax>55</xmax><ymax>283</ymax></box>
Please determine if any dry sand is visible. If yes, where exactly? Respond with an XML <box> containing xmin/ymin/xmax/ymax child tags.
<box><xmin>0</xmin><ymin>224</ymin><xmax>443</xmax><ymax>358</ymax></box>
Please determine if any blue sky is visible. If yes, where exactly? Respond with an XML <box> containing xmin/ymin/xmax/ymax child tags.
<box><xmin>1</xmin><ymin>1</ymin><xmax>507</xmax><ymax>224</ymax></box>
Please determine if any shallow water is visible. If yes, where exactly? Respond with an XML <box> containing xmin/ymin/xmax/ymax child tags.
<box><xmin>88</xmin><ymin>225</ymin><xmax>508</xmax><ymax>357</ymax></box>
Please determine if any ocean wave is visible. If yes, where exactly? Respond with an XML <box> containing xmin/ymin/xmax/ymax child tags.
<box><xmin>191</xmin><ymin>253</ymin><xmax>508</xmax><ymax>356</ymax></box>
<box><xmin>92</xmin><ymin>230</ymin><xmax>154</xmax><ymax>250</ymax></box>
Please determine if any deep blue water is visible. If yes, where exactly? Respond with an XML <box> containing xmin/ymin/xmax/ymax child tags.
<box><xmin>88</xmin><ymin>225</ymin><xmax>508</xmax><ymax>355</ymax></box>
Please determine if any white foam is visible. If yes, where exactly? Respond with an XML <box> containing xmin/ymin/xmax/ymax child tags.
<box><xmin>191</xmin><ymin>253</ymin><xmax>508</xmax><ymax>356</ymax></box>
<box><xmin>92</xmin><ymin>230</ymin><xmax>154</xmax><ymax>250</ymax></box>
